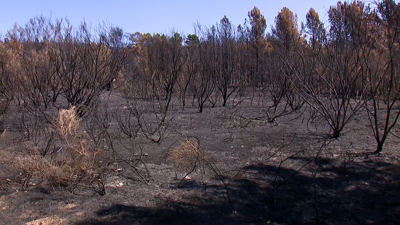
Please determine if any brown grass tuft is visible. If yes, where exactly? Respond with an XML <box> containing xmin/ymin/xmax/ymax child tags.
<box><xmin>25</xmin><ymin>215</ymin><xmax>66</xmax><ymax>225</ymax></box>
<box><xmin>57</xmin><ymin>106</ymin><xmax>80</xmax><ymax>138</ymax></box>
<box><xmin>15</xmin><ymin>144</ymin><xmax>110</xmax><ymax>190</ymax></box>
<box><xmin>0</xmin><ymin>128</ymin><xmax>6</xmax><ymax>139</ymax></box>
<box><xmin>62</xmin><ymin>203</ymin><xmax>77</xmax><ymax>211</ymax></box>
<box><xmin>171</xmin><ymin>138</ymin><xmax>208</xmax><ymax>170</ymax></box>
<box><xmin>75</xmin><ymin>212</ymin><xmax>86</xmax><ymax>217</ymax></box>
<box><xmin>9</xmin><ymin>107</ymin><xmax>112</xmax><ymax>194</ymax></box>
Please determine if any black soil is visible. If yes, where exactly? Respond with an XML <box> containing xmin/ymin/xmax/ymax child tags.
<box><xmin>0</xmin><ymin>92</ymin><xmax>399</xmax><ymax>225</ymax></box>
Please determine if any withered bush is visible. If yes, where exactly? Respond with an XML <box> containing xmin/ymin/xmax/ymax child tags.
<box><xmin>170</xmin><ymin>137</ymin><xmax>208</xmax><ymax>171</ymax></box>
<box><xmin>170</xmin><ymin>138</ymin><xmax>234</xmax><ymax>210</ymax></box>
<box><xmin>17</xmin><ymin>143</ymin><xmax>108</xmax><ymax>188</ymax></box>
<box><xmin>25</xmin><ymin>215</ymin><xmax>66</xmax><ymax>225</ymax></box>
<box><xmin>13</xmin><ymin>106</ymin><xmax>112</xmax><ymax>195</ymax></box>
<box><xmin>57</xmin><ymin>106</ymin><xmax>80</xmax><ymax>138</ymax></box>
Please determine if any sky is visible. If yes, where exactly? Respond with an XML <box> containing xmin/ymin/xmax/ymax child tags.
<box><xmin>0</xmin><ymin>0</ymin><xmax>342</xmax><ymax>37</ymax></box>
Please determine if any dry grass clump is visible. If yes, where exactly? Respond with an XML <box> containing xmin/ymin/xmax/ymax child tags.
<box><xmin>58</xmin><ymin>106</ymin><xmax>80</xmax><ymax>138</ymax></box>
<box><xmin>11</xmin><ymin>106</ymin><xmax>112</xmax><ymax>194</ymax></box>
<box><xmin>25</xmin><ymin>215</ymin><xmax>66</xmax><ymax>225</ymax></box>
<box><xmin>171</xmin><ymin>138</ymin><xmax>208</xmax><ymax>171</ymax></box>
<box><xmin>62</xmin><ymin>203</ymin><xmax>77</xmax><ymax>210</ymax></box>
<box><xmin>14</xmin><ymin>142</ymin><xmax>110</xmax><ymax>193</ymax></box>
<box><xmin>0</xmin><ymin>128</ymin><xmax>6</xmax><ymax>139</ymax></box>
<box><xmin>0</xmin><ymin>148</ymin><xmax>21</xmax><ymax>190</ymax></box>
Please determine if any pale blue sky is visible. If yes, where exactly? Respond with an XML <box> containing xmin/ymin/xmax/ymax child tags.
<box><xmin>0</xmin><ymin>0</ymin><xmax>340</xmax><ymax>37</ymax></box>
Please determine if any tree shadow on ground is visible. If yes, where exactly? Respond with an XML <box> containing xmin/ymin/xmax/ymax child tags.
<box><xmin>76</xmin><ymin>156</ymin><xmax>400</xmax><ymax>225</ymax></box>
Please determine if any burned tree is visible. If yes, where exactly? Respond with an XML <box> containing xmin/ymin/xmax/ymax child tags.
<box><xmin>215</xmin><ymin>16</ymin><xmax>240</xmax><ymax>107</ymax></box>
<box><xmin>363</xmin><ymin>0</ymin><xmax>400</xmax><ymax>153</ymax></box>
<box><xmin>290</xmin><ymin>2</ymin><xmax>368</xmax><ymax>138</ymax></box>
